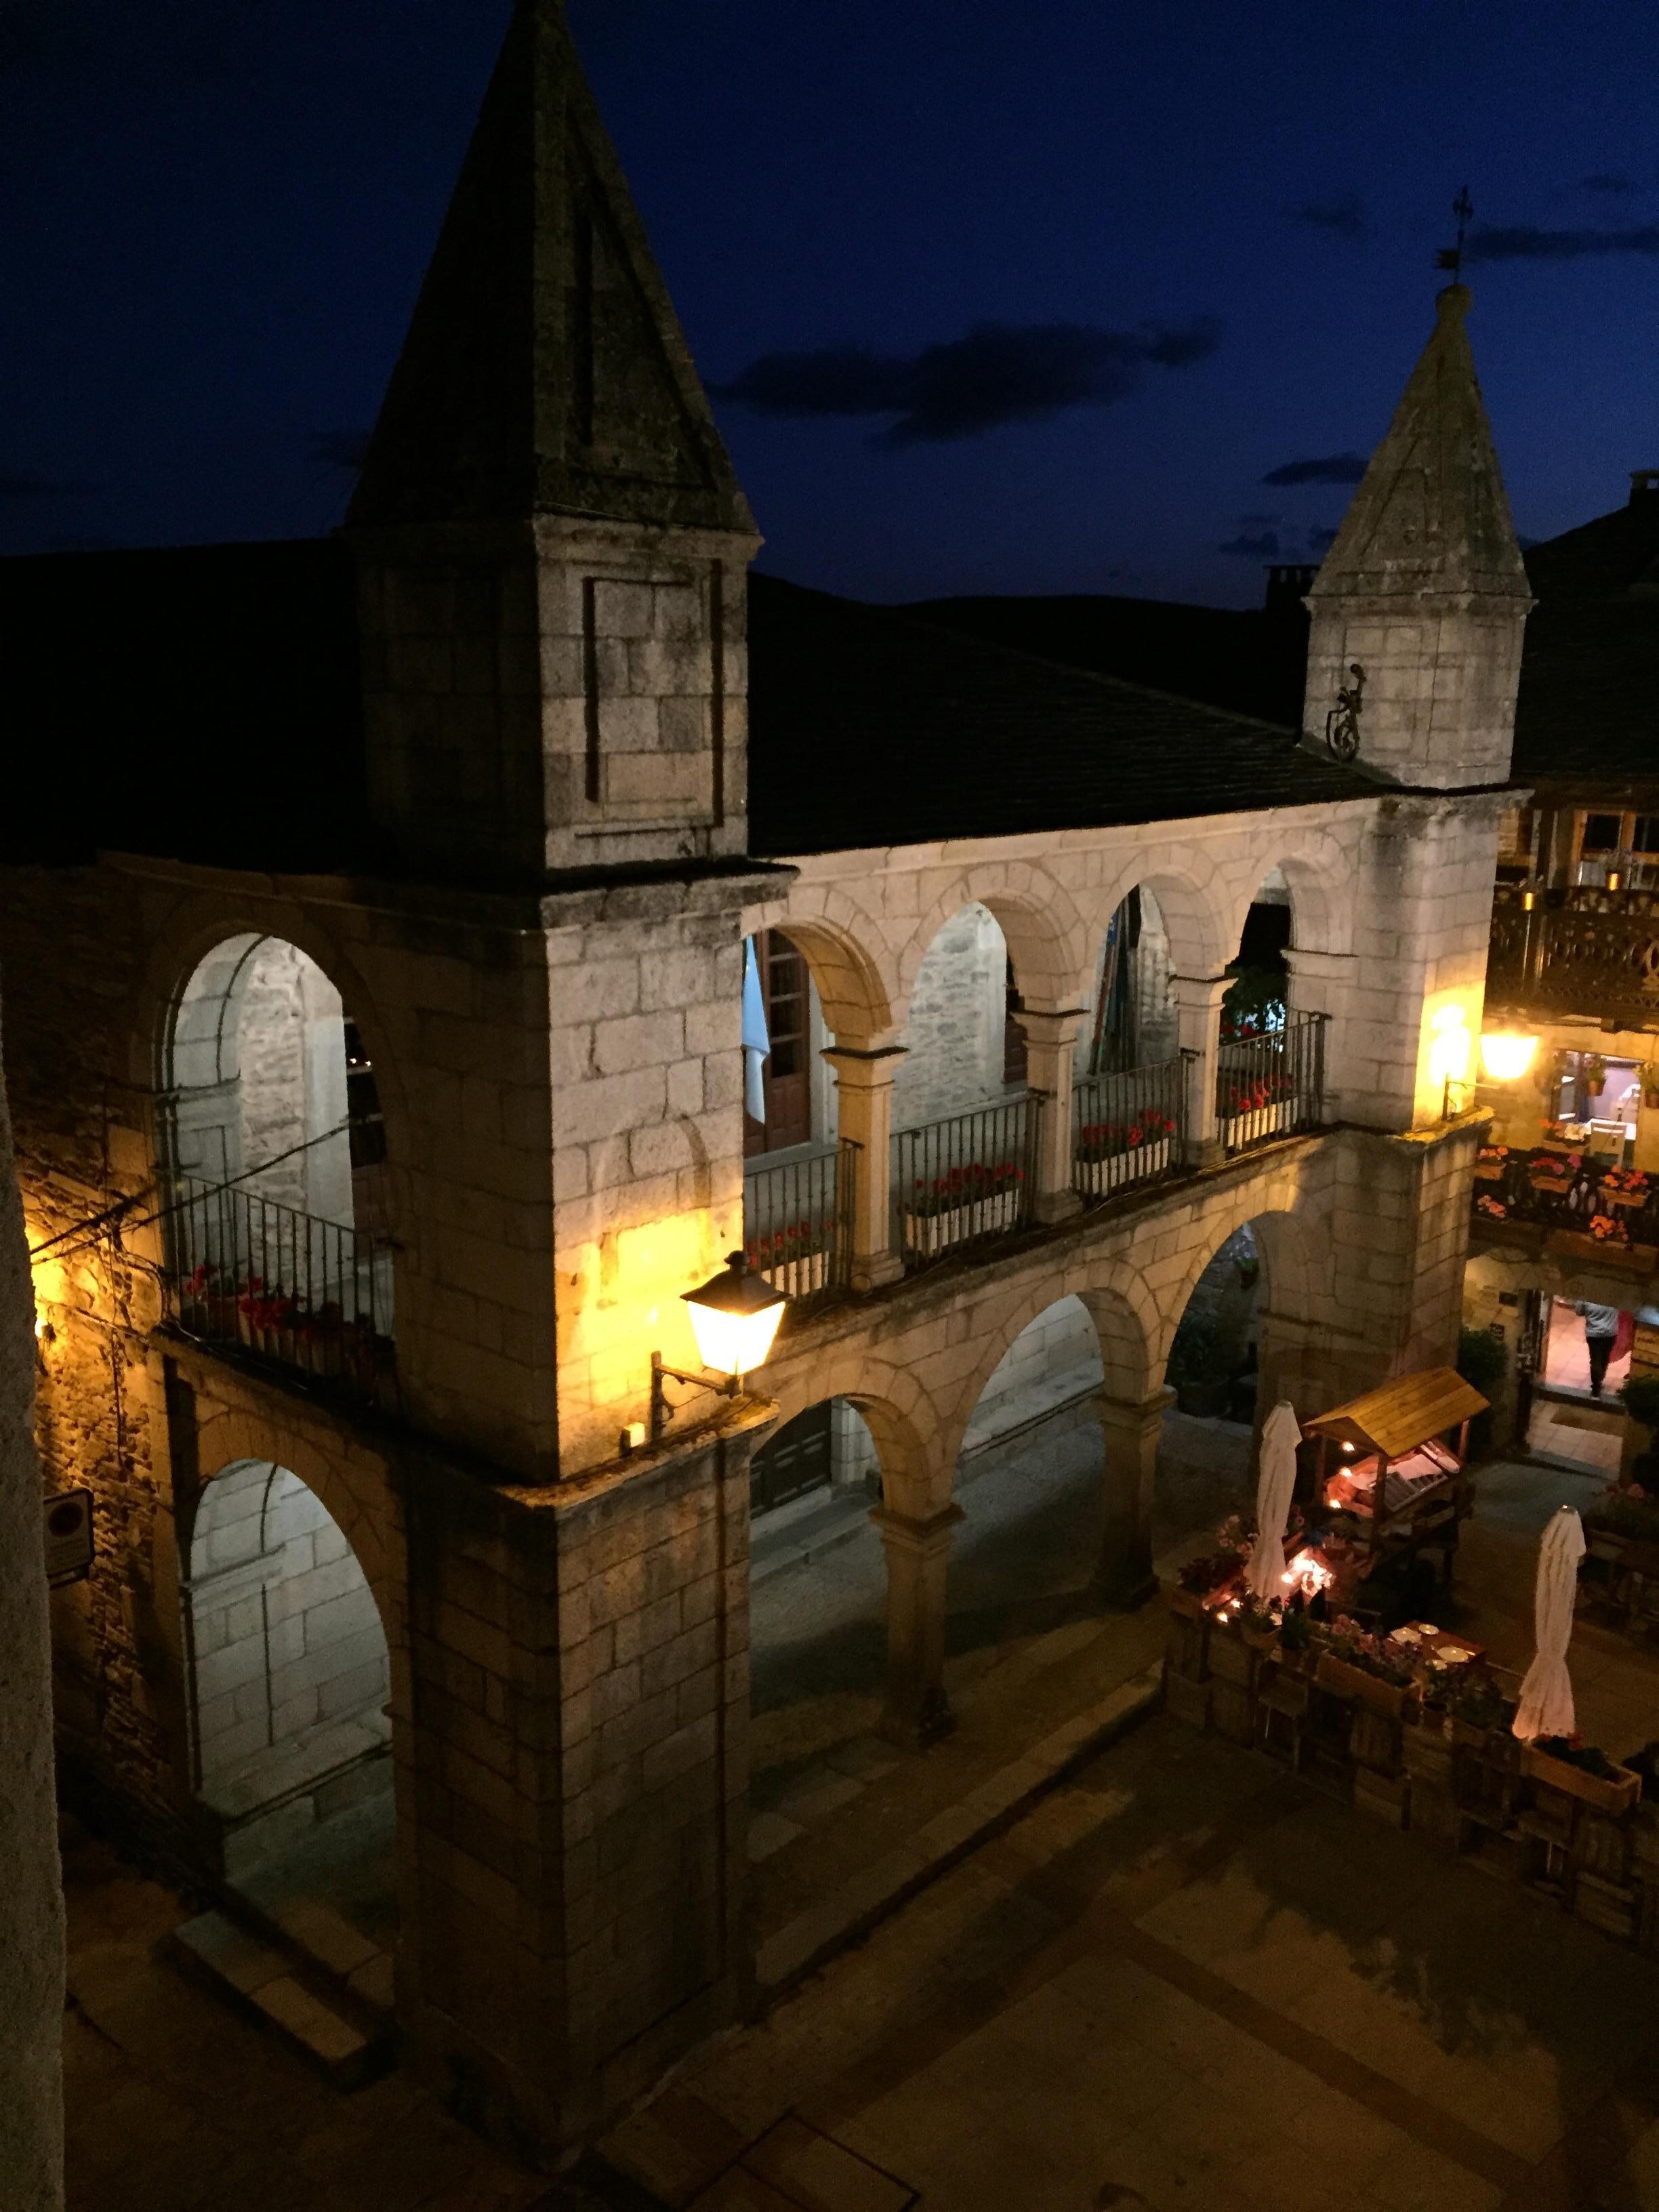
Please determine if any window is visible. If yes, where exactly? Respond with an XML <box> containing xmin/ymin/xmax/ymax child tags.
<box><xmin>1583</xmin><ymin>814</ymin><xmax>1622</xmax><ymax>853</ymax></box>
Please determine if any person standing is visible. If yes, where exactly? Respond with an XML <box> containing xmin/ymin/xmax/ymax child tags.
<box><xmin>1575</xmin><ymin>1301</ymin><xmax>1622</xmax><ymax>1397</ymax></box>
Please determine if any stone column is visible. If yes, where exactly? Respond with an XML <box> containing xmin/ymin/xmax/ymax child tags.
<box><xmin>823</xmin><ymin>1044</ymin><xmax>905</xmax><ymax>1291</ymax></box>
<box><xmin>1095</xmin><ymin>1386</ymin><xmax>1173</xmax><ymax>1610</ymax></box>
<box><xmin>1170</xmin><ymin>975</ymin><xmax>1229</xmax><ymax>1167</ymax></box>
<box><xmin>0</xmin><ymin>1010</ymin><xmax>66</xmax><ymax>2212</ymax></box>
<box><xmin>872</xmin><ymin>1502</ymin><xmax>962</xmax><ymax>1750</ymax></box>
<box><xmin>1017</xmin><ymin>1008</ymin><xmax>1084</xmax><ymax>1225</ymax></box>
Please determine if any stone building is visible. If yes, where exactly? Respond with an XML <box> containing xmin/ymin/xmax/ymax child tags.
<box><xmin>0</xmin><ymin>0</ymin><xmax>1528</xmax><ymax>2162</ymax></box>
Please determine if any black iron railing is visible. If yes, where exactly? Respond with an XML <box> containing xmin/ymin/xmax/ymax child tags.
<box><xmin>1073</xmin><ymin>1057</ymin><xmax>1186</xmax><ymax>1204</ymax></box>
<box><xmin>1488</xmin><ymin>884</ymin><xmax>1659</xmax><ymax>1028</ymax></box>
<box><xmin>1216</xmin><ymin>1014</ymin><xmax>1327</xmax><ymax>1156</ymax></box>
<box><xmin>743</xmin><ymin>1140</ymin><xmax>857</xmax><ymax>1315</ymax></box>
<box><xmin>894</xmin><ymin>1094</ymin><xmax>1040</xmax><ymax>1271</ymax></box>
<box><xmin>1472</xmin><ymin>1140</ymin><xmax>1659</xmax><ymax>1259</ymax></box>
<box><xmin>163</xmin><ymin>1176</ymin><xmax>396</xmax><ymax>1408</ymax></box>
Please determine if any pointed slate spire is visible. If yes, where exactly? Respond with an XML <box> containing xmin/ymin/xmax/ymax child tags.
<box><xmin>1309</xmin><ymin>287</ymin><xmax>1528</xmax><ymax>605</ymax></box>
<box><xmin>1302</xmin><ymin>287</ymin><xmax>1532</xmax><ymax>787</ymax></box>
<box><xmin>350</xmin><ymin>0</ymin><xmax>752</xmax><ymax>535</ymax></box>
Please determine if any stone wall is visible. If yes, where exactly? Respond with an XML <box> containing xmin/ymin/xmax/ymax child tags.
<box><xmin>893</xmin><ymin>902</ymin><xmax>1008</xmax><ymax>1128</ymax></box>
<box><xmin>188</xmin><ymin>1458</ymin><xmax>388</xmax><ymax>1795</ymax></box>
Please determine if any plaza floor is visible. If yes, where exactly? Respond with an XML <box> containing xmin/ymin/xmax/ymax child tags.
<box><xmin>605</xmin><ymin>1710</ymin><xmax>1659</xmax><ymax>2211</ymax></box>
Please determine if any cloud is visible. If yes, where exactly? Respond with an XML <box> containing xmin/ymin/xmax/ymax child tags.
<box><xmin>1218</xmin><ymin>530</ymin><xmax>1280</xmax><ymax>558</ymax></box>
<box><xmin>0</xmin><ymin>469</ymin><xmax>94</xmax><ymax>501</ymax></box>
<box><xmin>1467</xmin><ymin>222</ymin><xmax>1659</xmax><ymax>262</ymax></box>
<box><xmin>311</xmin><ymin>428</ymin><xmax>371</xmax><ymax>472</ymax></box>
<box><xmin>710</xmin><ymin>317</ymin><xmax>1222</xmax><ymax>445</ymax></box>
<box><xmin>1261</xmin><ymin>452</ymin><xmax>1368</xmax><ymax>487</ymax></box>
<box><xmin>1580</xmin><ymin>173</ymin><xmax>1639</xmax><ymax>197</ymax></box>
<box><xmin>1288</xmin><ymin>192</ymin><xmax>1367</xmax><ymax>242</ymax></box>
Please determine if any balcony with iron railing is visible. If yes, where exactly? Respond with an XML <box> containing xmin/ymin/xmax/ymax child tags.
<box><xmin>1072</xmin><ymin>1056</ymin><xmax>1187</xmax><ymax>1205</ymax></box>
<box><xmin>893</xmin><ymin>1093</ymin><xmax>1042</xmax><ymax>1272</ymax></box>
<box><xmin>743</xmin><ymin>1139</ymin><xmax>858</xmax><ymax>1313</ymax></box>
<box><xmin>1216</xmin><ymin>1013</ymin><xmax>1328</xmax><ymax>1157</ymax></box>
<box><xmin>162</xmin><ymin>1175</ymin><xmax>397</xmax><ymax>1412</ymax></box>
<box><xmin>1488</xmin><ymin>882</ymin><xmax>1659</xmax><ymax>1029</ymax></box>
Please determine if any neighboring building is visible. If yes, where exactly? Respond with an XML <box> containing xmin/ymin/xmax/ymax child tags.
<box><xmin>0</xmin><ymin>0</ymin><xmax>1528</xmax><ymax>2160</ymax></box>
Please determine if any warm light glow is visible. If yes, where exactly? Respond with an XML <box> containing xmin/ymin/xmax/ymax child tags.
<box><xmin>34</xmin><ymin>1312</ymin><xmax>47</xmax><ymax>1340</ymax></box>
<box><xmin>1427</xmin><ymin>1006</ymin><xmax>1472</xmax><ymax>1086</ymax></box>
<box><xmin>1480</xmin><ymin>1031</ymin><xmax>1539</xmax><ymax>1083</ymax></box>
<box><xmin>682</xmin><ymin>1252</ymin><xmax>787</xmax><ymax>1380</ymax></box>
<box><xmin>1282</xmin><ymin>1548</ymin><xmax>1332</xmax><ymax>1597</ymax></box>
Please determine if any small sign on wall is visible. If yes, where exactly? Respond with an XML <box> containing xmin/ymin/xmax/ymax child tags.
<box><xmin>44</xmin><ymin>1488</ymin><xmax>94</xmax><ymax>1588</ymax></box>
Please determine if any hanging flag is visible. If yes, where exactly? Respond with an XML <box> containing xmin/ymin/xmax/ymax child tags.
<box><xmin>741</xmin><ymin>939</ymin><xmax>771</xmax><ymax>1123</ymax></box>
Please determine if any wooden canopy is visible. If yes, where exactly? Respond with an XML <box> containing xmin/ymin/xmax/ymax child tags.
<box><xmin>1303</xmin><ymin>1368</ymin><xmax>1489</xmax><ymax>1461</ymax></box>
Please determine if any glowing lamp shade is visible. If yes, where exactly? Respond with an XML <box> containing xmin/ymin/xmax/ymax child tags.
<box><xmin>1427</xmin><ymin>1006</ymin><xmax>1472</xmax><ymax>1086</ymax></box>
<box><xmin>1480</xmin><ymin>1031</ymin><xmax>1540</xmax><ymax>1083</ymax></box>
<box><xmin>682</xmin><ymin>1251</ymin><xmax>786</xmax><ymax>1380</ymax></box>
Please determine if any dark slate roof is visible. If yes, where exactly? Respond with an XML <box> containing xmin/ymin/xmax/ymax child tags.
<box><xmin>0</xmin><ymin>539</ymin><xmax>373</xmax><ymax>870</ymax></box>
<box><xmin>1513</xmin><ymin>489</ymin><xmax>1659</xmax><ymax>802</ymax></box>
<box><xmin>902</xmin><ymin>589</ymin><xmax>1309</xmax><ymax>726</ymax></box>
<box><xmin>744</xmin><ymin>573</ymin><xmax>1375</xmax><ymax>859</ymax></box>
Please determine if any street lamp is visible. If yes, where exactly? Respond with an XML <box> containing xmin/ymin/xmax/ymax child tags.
<box><xmin>647</xmin><ymin>1251</ymin><xmax>786</xmax><ymax>1443</ymax></box>
<box><xmin>1479</xmin><ymin>1031</ymin><xmax>1540</xmax><ymax>1083</ymax></box>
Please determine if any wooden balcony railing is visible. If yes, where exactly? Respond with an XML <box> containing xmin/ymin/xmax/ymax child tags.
<box><xmin>743</xmin><ymin>1140</ymin><xmax>857</xmax><ymax>1315</ymax></box>
<box><xmin>894</xmin><ymin>1094</ymin><xmax>1041</xmax><ymax>1271</ymax></box>
<box><xmin>1488</xmin><ymin>883</ymin><xmax>1659</xmax><ymax>1027</ymax></box>
<box><xmin>162</xmin><ymin>1175</ymin><xmax>396</xmax><ymax>1409</ymax></box>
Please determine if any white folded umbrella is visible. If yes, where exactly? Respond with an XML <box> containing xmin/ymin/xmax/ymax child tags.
<box><xmin>1246</xmin><ymin>1399</ymin><xmax>1302</xmax><ymax>1602</ymax></box>
<box><xmin>1513</xmin><ymin>1504</ymin><xmax>1586</xmax><ymax>1742</ymax></box>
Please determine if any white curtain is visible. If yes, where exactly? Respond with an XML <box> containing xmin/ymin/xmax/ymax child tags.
<box><xmin>741</xmin><ymin>939</ymin><xmax>770</xmax><ymax>1124</ymax></box>
<box><xmin>1246</xmin><ymin>1400</ymin><xmax>1302</xmax><ymax>1601</ymax></box>
<box><xmin>1513</xmin><ymin>1505</ymin><xmax>1586</xmax><ymax>1741</ymax></box>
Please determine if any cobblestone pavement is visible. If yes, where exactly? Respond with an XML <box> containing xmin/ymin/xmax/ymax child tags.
<box><xmin>605</xmin><ymin>1712</ymin><xmax>1659</xmax><ymax>2212</ymax></box>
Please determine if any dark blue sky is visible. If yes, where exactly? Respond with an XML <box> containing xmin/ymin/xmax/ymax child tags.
<box><xmin>4</xmin><ymin>0</ymin><xmax>1656</xmax><ymax>603</ymax></box>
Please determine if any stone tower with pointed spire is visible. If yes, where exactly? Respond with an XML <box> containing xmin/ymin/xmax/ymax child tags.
<box><xmin>348</xmin><ymin>0</ymin><xmax>760</xmax><ymax>879</ymax></box>
<box><xmin>1303</xmin><ymin>285</ymin><xmax>1532</xmax><ymax>788</ymax></box>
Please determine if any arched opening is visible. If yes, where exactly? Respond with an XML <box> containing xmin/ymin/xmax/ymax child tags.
<box><xmin>746</xmin><ymin>1398</ymin><xmax>890</xmax><ymax>1863</ymax></box>
<box><xmin>946</xmin><ymin>1295</ymin><xmax>1109</xmax><ymax>1679</ymax></box>
<box><xmin>184</xmin><ymin>1458</ymin><xmax>395</xmax><ymax>1927</ymax></box>
<box><xmin>1216</xmin><ymin>867</ymin><xmax>1326</xmax><ymax>1151</ymax></box>
<box><xmin>163</xmin><ymin>936</ymin><xmax>393</xmax><ymax>1391</ymax></box>
<box><xmin>1160</xmin><ymin>1228</ymin><xmax>1265</xmax><ymax>1572</ymax></box>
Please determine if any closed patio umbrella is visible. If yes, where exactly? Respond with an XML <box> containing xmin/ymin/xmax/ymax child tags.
<box><xmin>1513</xmin><ymin>1504</ymin><xmax>1586</xmax><ymax>1742</ymax></box>
<box><xmin>1246</xmin><ymin>1399</ymin><xmax>1302</xmax><ymax>1602</ymax></box>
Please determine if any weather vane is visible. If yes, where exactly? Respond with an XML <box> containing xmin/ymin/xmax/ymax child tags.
<box><xmin>1435</xmin><ymin>186</ymin><xmax>1474</xmax><ymax>280</ymax></box>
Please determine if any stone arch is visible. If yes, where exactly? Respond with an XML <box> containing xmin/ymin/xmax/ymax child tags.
<box><xmin>1090</xmin><ymin>853</ymin><xmax>1235</xmax><ymax>987</ymax></box>
<box><xmin>1155</xmin><ymin>1189</ymin><xmax>1322</xmax><ymax>1380</ymax></box>
<box><xmin>1222</xmin><ymin>829</ymin><xmax>1357</xmax><ymax>962</ymax></box>
<box><xmin>746</xmin><ymin>887</ymin><xmax>899</xmax><ymax>1042</ymax></box>
<box><xmin>933</xmin><ymin>1265</ymin><xmax>1161</xmax><ymax>1476</ymax></box>
<box><xmin>899</xmin><ymin>863</ymin><xmax>1090</xmax><ymax>1017</ymax></box>
<box><xmin>762</xmin><ymin>1348</ymin><xmax>941</xmax><ymax>1517</ymax></box>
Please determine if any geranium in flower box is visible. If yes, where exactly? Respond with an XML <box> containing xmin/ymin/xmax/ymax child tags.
<box><xmin>903</xmin><ymin>1162</ymin><xmax>1024</xmax><ymax>1254</ymax></box>
<box><xmin>1522</xmin><ymin>1736</ymin><xmax>1641</xmax><ymax>1817</ymax></box>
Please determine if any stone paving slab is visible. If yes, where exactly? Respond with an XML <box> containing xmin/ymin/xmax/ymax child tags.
<box><xmin>605</xmin><ymin>1714</ymin><xmax>1659</xmax><ymax>2212</ymax></box>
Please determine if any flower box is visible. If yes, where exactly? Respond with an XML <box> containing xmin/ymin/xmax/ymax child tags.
<box><xmin>903</xmin><ymin>1188</ymin><xmax>1021</xmax><ymax>1257</ymax></box>
<box><xmin>1548</xmin><ymin>1230</ymin><xmax>1656</xmax><ymax>1274</ymax></box>
<box><xmin>1165</xmin><ymin>1584</ymin><xmax>1214</xmax><ymax>1624</ymax></box>
<box><xmin>1221</xmin><ymin>1099</ymin><xmax>1292</xmax><ymax>1144</ymax></box>
<box><xmin>757</xmin><ymin>1248</ymin><xmax>828</xmax><ymax>1300</ymax></box>
<box><xmin>1472</xmin><ymin>1162</ymin><xmax>1509</xmax><ymax>1184</ymax></box>
<box><xmin>1315</xmin><ymin>1650</ymin><xmax>1410</xmax><ymax>1719</ymax></box>
<box><xmin>1521</xmin><ymin>1742</ymin><xmax>1641</xmax><ymax>1818</ymax></box>
<box><xmin>1473</xmin><ymin>1216</ymin><xmax>1543</xmax><ymax>1252</ymax></box>
<box><xmin>1076</xmin><ymin>1136</ymin><xmax>1172</xmax><ymax>1200</ymax></box>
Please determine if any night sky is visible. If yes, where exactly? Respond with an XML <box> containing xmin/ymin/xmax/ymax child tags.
<box><xmin>5</xmin><ymin>0</ymin><xmax>1658</xmax><ymax>605</ymax></box>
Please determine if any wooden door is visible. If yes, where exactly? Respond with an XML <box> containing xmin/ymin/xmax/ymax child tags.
<box><xmin>750</xmin><ymin>1400</ymin><xmax>832</xmax><ymax>1517</ymax></box>
<box><xmin>745</xmin><ymin>929</ymin><xmax>812</xmax><ymax>1157</ymax></box>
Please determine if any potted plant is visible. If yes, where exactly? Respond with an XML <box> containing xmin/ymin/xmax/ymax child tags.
<box><xmin>1522</xmin><ymin>1734</ymin><xmax>1641</xmax><ymax>1817</ymax></box>
<box><xmin>1443</xmin><ymin>1672</ymin><xmax>1517</xmax><ymax>1750</ymax></box>
<box><xmin>901</xmin><ymin>1161</ymin><xmax>1025</xmax><ymax>1256</ymax></box>
<box><xmin>747</xmin><ymin>1218</ymin><xmax>829</xmax><ymax>1297</ymax></box>
<box><xmin>1620</xmin><ymin>1374</ymin><xmax>1659</xmax><ymax>1488</ymax></box>
<box><xmin>1074</xmin><ymin>1109</ymin><xmax>1178</xmax><ymax>1196</ymax></box>
<box><xmin>1314</xmin><ymin>1616</ymin><xmax>1418</xmax><ymax>1718</ymax></box>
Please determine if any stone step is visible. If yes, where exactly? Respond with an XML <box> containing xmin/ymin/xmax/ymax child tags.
<box><xmin>167</xmin><ymin>1908</ymin><xmax>393</xmax><ymax>2089</ymax></box>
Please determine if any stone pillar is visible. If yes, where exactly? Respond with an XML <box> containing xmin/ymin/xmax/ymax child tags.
<box><xmin>823</xmin><ymin>1045</ymin><xmax>905</xmax><ymax>1291</ymax></box>
<box><xmin>1170</xmin><ymin>975</ymin><xmax>1229</xmax><ymax>1167</ymax></box>
<box><xmin>872</xmin><ymin>1502</ymin><xmax>962</xmax><ymax>1750</ymax></box>
<box><xmin>1096</xmin><ymin>1387</ymin><xmax>1173</xmax><ymax>1609</ymax></box>
<box><xmin>0</xmin><ymin>1011</ymin><xmax>65</xmax><ymax>2212</ymax></box>
<box><xmin>1017</xmin><ymin>1008</ymin><xmax>1084</xmax><ymax>1225</ymax></box>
